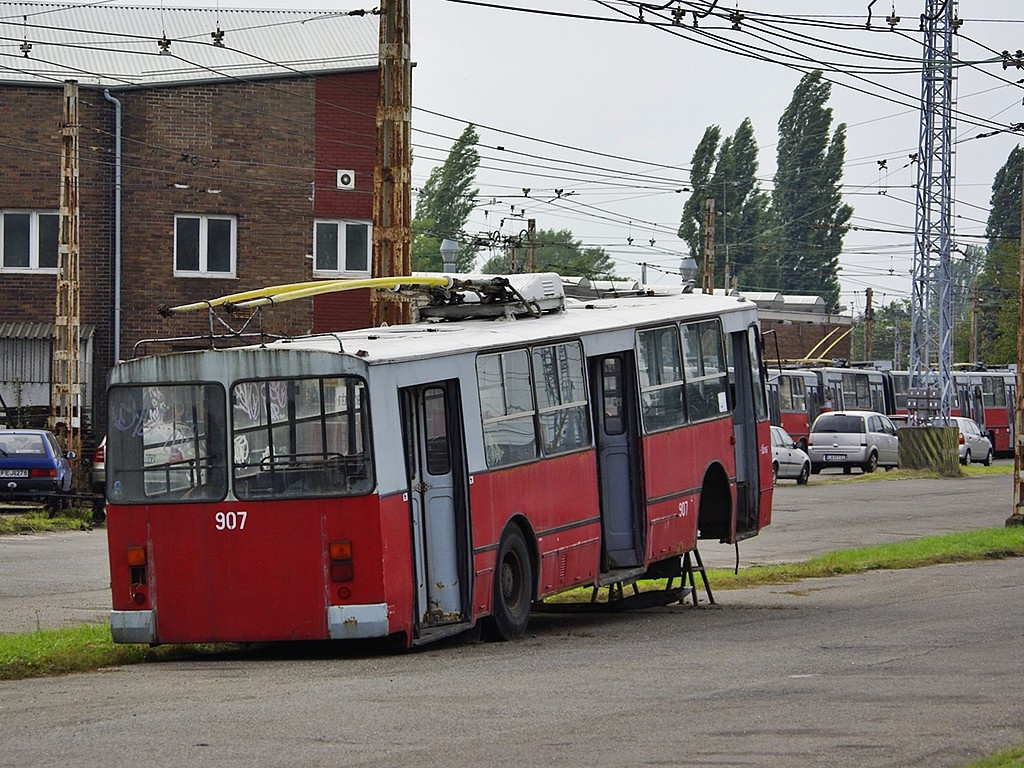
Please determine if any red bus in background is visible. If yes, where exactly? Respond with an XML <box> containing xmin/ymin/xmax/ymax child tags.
<box><xmin>104</xmin><ymin>274</ymin><xmax>774</xmax><ymax>648</ymax></box>
<box><xmin>767</xmin><ymin>369</ymin><xmax>821</xmax><ymax>451</ymax></box>
<box><xmin>953</xmin><ymin>369</ymin><xmax>1016</xmax><ymax>455</ymax></box>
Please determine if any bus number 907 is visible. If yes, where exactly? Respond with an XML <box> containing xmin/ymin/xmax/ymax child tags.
<box><xmin>214</xmin><ymin>510</ymin><xmax>247</xmax><ymax>531</ymax></box>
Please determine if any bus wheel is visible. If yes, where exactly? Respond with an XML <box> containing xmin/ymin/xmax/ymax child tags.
<box><xmin>490</xmin><ymin>526</ymin><xmax>532</xmax><ymax>641</ymax></box>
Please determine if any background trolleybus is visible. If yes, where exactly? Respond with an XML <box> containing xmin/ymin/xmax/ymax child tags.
<box><xmin>104</xmin><ymin>273</ymin><xmax>774</xmax><ymax>647</ymax></box>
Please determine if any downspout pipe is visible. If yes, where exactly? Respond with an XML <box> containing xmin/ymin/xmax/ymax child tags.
<box><xmin>102</xmin><ymin>89</ymin><xmax>121</xmax><ymax>361</ymax></box>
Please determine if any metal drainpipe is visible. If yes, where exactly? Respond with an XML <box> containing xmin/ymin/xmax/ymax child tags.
<box><xmin>102</xmin><ymin>89</ymin><xmax>122</xmax><ymax>361</ymax></box>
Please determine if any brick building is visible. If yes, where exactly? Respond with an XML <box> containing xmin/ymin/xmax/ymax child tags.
<box><xmin>0</xmin><ymin>4</ymin><xmax>379</xmax><ymax>449</ymax></box>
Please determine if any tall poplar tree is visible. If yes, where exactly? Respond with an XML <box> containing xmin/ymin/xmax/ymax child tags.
<box><xmin>976</xmin><ymin>145</ymin><xmax>1022</xmax><ymax>364</ymax></box>
<box><xmin>677</xmin><ymin>119</ymin><xmax>768</xmax><ymax>289</ymax></box>
<box><xmin>412</xmin><ymin>124</ymin><xmax>480</xmax><ymax>272</ymax></box>
<box><xmin>769</xmin><ymin>71</ymin><xmax>852</xmax><ymax>309</ymax></box>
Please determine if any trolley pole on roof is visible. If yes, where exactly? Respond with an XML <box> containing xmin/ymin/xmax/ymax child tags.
<box><xmin>371</xmin><ymin>0</ymin><xmax>412</xmax><ymax>327</ymax></box>
<box><xmin>51</xmin><ymin>79</ymin><xmax>82</xmax><ymax>488</ymax></box>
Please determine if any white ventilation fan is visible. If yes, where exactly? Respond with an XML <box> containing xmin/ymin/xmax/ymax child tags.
<box><xmin>336</xmin><ymin>170</ymin><xmax>356</xmax><ymax>190</ymax></box>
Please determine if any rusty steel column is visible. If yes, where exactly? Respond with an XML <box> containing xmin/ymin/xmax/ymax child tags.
<box><xmin>371</xmin><ymin>0</ymin><xmax>412</xmax><ymax>327</ymax></box>
<box><xmin>1009</xmin><ymin>165</ymin><xmax>1024</xmax><ymax>526</ymax></box>
<box><xmin>51</xmin><ymin>79</ymin><xmax>83</xmax><ymax>488</ymax></box>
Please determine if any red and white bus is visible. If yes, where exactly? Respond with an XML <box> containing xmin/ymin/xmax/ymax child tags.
<box><xmin>104</xmin><ymin>274</ymin><xmax>773</xmax><ymax>647</ymax></box>
<box><xmin>766</xmin><ymin>368</ymin><xmax>821</xmax><ymax>451</ymax></box>
<box><xmin>953</xmin><ymin>369</ymin><xmax>1016</xmax><ymax>455</ymax></box>
<box><xmin>889</xmin><ymin>368</ymin><xmax>1015</xmax><ymax>454</ymax></box>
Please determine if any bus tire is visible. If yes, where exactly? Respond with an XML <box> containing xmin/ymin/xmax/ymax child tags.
<box><xmin>489</xmin><ymin>526</ymin><xmax>532</xmax><ymax>641</ymax></box>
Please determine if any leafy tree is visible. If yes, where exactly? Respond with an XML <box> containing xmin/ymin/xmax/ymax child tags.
<box><xmin>976</xmin><ymin>145</ymin><xmax>1022</xmax><ymax>365</ymax></box>
<box><xmin>412</xmin><ymin>124</ymin><xmax>480</xmax><ymax>272</ymax></box>
<box><xmin>677</xmin><ymin>119</ymin><xmax>769</xmax><ymax>290</ymax></box>
<box><xmin>480</xmin><ymin>228</ymin><xmax>616</xmax><ymax>277</ymax></box>
<box><xmin>951</xmin><ymin>244</ymin><xmax>985</xmax><ymax>364</ymax></box>
<box><xmin>769</xmin><ymin>71</ymin><xmax>853</xmax><ymax>309</ymax></box>
<box><xmin>677</xmin><ymin>125</ymin><xmax>721</xmax><ymax>259</ymax></box>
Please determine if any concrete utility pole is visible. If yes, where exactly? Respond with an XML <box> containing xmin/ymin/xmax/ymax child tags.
<box><xmin>371</xmin><ymin>0</ymin><xmax>412</xmax><ymax>326</ymax></box>
<box><xmin>51</xmin><ymin>79</ymin><xmax>82</xmax><ymax>487</ymax></box>
<box><xmin>702</xmin><ymin>198</ymin><xmax>714</xmax><ymax>295</ymax></box>
<box><xmin>908</xmin><ymin>0</ymin><xmax>957</xmax><ymax>423</ymax></box>
<box><xmin>1009</xmin><ymin>166</ymin><xmax>1024</xmax><ymax>527</ymax></box>
<box><xmin>969</xmin><ymin>282</ymin><xmax>979</xmax><ymax>364</ymax></box>
<box><xmin>525</xmin><ymin>218</ymin><xmax>536</xmax><ymax>272</ymax></box>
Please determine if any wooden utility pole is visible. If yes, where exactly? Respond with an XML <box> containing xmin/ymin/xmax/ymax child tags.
<box><xmin>1009</xmin><ymin>165</ymin><xmax>1024</xmax><ymax>526</ymax></box>
<box><xmin>371</xmin><ymin>0</ymin><xmax>412</xmax><ymax>326</ymax></box>
<box><xmin>701</xmin><ymin>198</ymin><xmax>714</xmax><ymax>295</ymax></box>
<box><xmin>864</xmin><ymin>287</ymin><xmax>874</xmax><ymax>361</ymax></box>
<box><xmin>51</xmin><ymin>79</ymin><xmax>82</xmax><ymax>487</ymax></box>
<box><xmin>525</xmin><ymin>218</ymin><xmax>536</xmax><ymax>272</ymax></box>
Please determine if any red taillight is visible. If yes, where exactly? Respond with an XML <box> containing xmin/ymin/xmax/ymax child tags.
<box><xmin>30</xmin><ymin>468</ymin><xmax>56</xmax><ymax>478</ymax></box>
<box><xmin>959</xmin><ymin>434</ymin><xmax>965</xmax><ymax>444</ymax></box>
<box><xmin>94</xmin><ymin>444</ymin><xmax>104</xmax><ymax>462</ymax></box>
<box><xmin>329</xmin><ymin>540</ymin><xmax>353</xmax><ymax>582</ymax></box>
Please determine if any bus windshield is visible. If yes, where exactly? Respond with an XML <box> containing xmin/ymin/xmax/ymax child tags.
<box><xmin>230</xmin><ymin>376</ymin><xmax>373</xmax><ymax>499</ymax></box>
<box><xmin>108</xmin><ymin>383</ymin><xmax>227</xmax><ymax>503</ymax></box>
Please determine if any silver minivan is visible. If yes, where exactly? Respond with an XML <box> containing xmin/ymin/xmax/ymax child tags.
<box><xmin>807</xmin><ymin>410</ymin><xmax>900</xmax><ymax>474</ymax></box>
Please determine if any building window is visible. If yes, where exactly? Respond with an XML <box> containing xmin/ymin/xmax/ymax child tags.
<box><xmin>314</xmin><ymin>220</ymin><xmax>371</xmax><ymax>276</ymax></box>
<box><xmin>1</xmin><ymin>211</ymin><xmax>59</xmax><ymax>272</ymax></box>
<box><xmin>174</xmin><ymin>214</ymin><xmax>236</xmax><ymax>277</ymax></box>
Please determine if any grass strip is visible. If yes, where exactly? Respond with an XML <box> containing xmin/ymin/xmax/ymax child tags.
<box><xmin>0</xmin><ymin>505</ymin><xmax>99</xmax><ymax>535</ymax></box>
<box><xmin>2</xmin><ymin>526</ymin><xmax>1023</xmax><ymax>681</ymax></box>
<box><xmin>0</xmin><ymin>623</ymin><xmax>233</xmax><ymax>680</ymax></box>
<box><xmin>961</xmin><ymin>745</ymin><xmax>1024</xmax><ymax>768</ymax></box>
<box><xmin>545</xmin><ymin>526</ymin><xmax>1024</xmax><ymax>602</ymax></box>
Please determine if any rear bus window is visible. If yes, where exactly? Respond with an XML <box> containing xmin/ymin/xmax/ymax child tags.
<box><xmin>230</xmin><ymin>376</ymin><xmax>373</xmax><ymax>499</ymax></box>
<box><xmin>812</xmin><ymin>414</ymin><xmax>865</xmax><ymax>433</ymax></box>
<box><xmin>107</xmin><ymin>383</ymin><xmax>227</xmax><ymax>503</ymax></box>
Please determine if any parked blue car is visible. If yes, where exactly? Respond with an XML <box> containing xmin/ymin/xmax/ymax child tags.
<box><xmin>0</xmin><ymin>429</ymin><xmax>75</xmax><ymax>504</ymax></box>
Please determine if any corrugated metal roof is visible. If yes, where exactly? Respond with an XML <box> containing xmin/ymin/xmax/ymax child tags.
<box><xmin>0</xmin><ymin>3</ymin><xmax>378</xmax><ymax>88</ymax></box>
<box><xmin>0</xmin><ymin>322</ymin><xmax>95</xmax><ymax>338</ymax></box>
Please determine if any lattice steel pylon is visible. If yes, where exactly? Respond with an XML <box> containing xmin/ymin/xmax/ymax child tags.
<box><xmin>908</xmin><ymin>0</ymin><xmax>959</xmax><ymax>420</ymax></box>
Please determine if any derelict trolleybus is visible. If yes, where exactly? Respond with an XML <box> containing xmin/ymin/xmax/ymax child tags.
<box><xmin>105</xmin><ymin>274</ymin><xmax>774</xmax><ymax>647</ymax></box>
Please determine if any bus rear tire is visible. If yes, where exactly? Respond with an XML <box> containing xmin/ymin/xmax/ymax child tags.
<box><xmin>488</xmin><ymin>526</ymin><xmax>532</xmax><ymax>641</ymax></box>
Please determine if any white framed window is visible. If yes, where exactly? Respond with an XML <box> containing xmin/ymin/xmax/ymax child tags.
<box><xmin>0</xmin><ymin>210</ymin><xmax>59</xmax><ymax>272</ymax></box>
<box><xmin>313</xmin><ymin>219</ymin><xmax>371</xmax><ymax>276</ymax></box>
<box><xmin>174</xmin><ymin>214</ymin><xmax>236</xmax><ymax>277</ymax></box>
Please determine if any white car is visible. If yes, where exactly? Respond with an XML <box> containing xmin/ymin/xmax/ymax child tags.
<box><xmin>770</xmin><ymin>425</ymin><xmax>811</xmax><ymax>485</ymax></box>
<box><xmin>929</xmin><ymin>416</ymin><xmax>993</xmax><ymax>466</ymax></box>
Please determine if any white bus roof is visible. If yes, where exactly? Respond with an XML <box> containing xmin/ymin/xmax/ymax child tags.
<box><xmin>260</xmin><ymin>290</ymin><xmax>758</xmax><ymax>365</ymax></box>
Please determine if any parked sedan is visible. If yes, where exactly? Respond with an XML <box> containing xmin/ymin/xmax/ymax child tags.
<box><xmin>929</xmin><ymin>416</ymin><xmax>993</xmax><ymax>466</ymax></box>
<box><xmin>770</xmin><ymin>425</ymin><xmax>811</xmax><ymax>484</ymax></box>
<box><xmin>0</xmin><ymin>429</ymin><xmax>75</xmax><ymax>503</ymax></box>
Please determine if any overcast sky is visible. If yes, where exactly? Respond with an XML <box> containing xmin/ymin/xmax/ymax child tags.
<box><xmin>81</xmin><ymin>1</ymin><xmax>1024</xmax><ymax>312</ymax></box>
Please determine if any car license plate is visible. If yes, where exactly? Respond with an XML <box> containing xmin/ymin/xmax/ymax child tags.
<box><xmin>0</xmin><ymin>469</ymin><xmax>29</xmax><ymax>478</ymax></box>
<box><xmin>824</xmin><ymin>454</ymin><xmax>846</xmax><ymax>462</ymax></box>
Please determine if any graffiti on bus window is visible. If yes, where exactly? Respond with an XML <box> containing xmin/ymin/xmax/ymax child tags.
<box><xmin>233</xmin><ymin>380</ymin><xmax>291</xmax><ymax>425</ymax></box>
